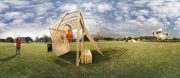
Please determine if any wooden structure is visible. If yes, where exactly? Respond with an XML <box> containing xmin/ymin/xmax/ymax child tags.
<box><xmin>81</xmin><ymin>49</ymin><xmax>92</xmax><ymax>64</ymax></box>
<box><xmin>49</xmin><ymin>10</ymin><xmax>103</xmax><ymax>66</ymax></box>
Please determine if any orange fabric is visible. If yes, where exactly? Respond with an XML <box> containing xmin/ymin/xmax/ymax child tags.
<box><xmin>66</xmin><ymin>30</ymin><xmax>73</xmax><ymax>42</ymax></box>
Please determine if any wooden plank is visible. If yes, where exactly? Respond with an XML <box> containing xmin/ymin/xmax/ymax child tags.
<box><xmin>63</xmin><ymin>15</ymin><xmax>78</xmax><ymax>21</ymax></box>
<box><xmin>60</xmin><ymin>18</ymin><xmax>78</xmax><ymax>26</ymax></box>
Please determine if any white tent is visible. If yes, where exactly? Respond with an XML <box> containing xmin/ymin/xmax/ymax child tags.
<box><xmin>131</xmin><ymin>39</ymin><xmax>137</xmax><ymax>42</ymax></box>
<box><xmin>49</xmin><ymin>10</ymin><xmax>103</xmax><ymax>66</ymax></box>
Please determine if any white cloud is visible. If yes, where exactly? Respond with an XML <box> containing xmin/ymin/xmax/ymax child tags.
<box><xmin>147</xmin><ymin>1</ymin><xmax>180</xmax><ymax>18</ymax></box>
<box><xmin>0</xmin><ymin>23</ymin><xmax>49</xmax><ymax>39</ymax></box>
<box><xmin>174</xmin><ymin>18</ymin><xmax>180</xmax><ymax>30</ymax></box>
<box><xmin>97</xmin><ymin>17</ymin><xmax>165</xmax><ymax>37</ymax></box>
<box><xmin>0</xmin><ymin>2</ymin><xmax>9</xmax><ymax>11</ymax></box>
<box><xmin>113</xmin><ymin>11</ymin><xmax>123</xmax><ymax>22</ymax></box>
<box><xmin>143</xmin><ymin>18</ymin><xmax>164</xmax><ymax>32</ymax></box>
<box><xmin>163</xmin><ymin>2</ymin><xmax>180</xmax><ymax>17</ymax></box>
<box><xmin>123</xmin><ymin>14</ymin><xmax>131</xmax><ymax>21</ymax></box>
<box><xmin>0</xmin><ymin>22</ymin><xmax>7</xmax><ymax>31</ymax></box>
<box><xmin>138</xmin><ymin>10</ymin><xmax>149</xmax><ymax>16</ymax></box>
<box><xmin>34</xmin><ymin>2</ymin><xmax>54</xmax><ymax>11</ymax></box>
<box><xmin>137</xmin><ymin>16</ymin><xmax>146</xmax><ymax>22</ymax></box>
<box><xmin>5</xmin><ymin>12</ymin><xmax>22</xmax><ymax>20</ymax></box>
<box><xmin>4</xmin><ymin>12</ymin><xmax>35</xmax><ymax>21</ymax></box>
<box><xmin>133</xmin><ymin>0</ymin><xmax>149</xmax><ymax>4</ymax></box>
<box><xmin>97</xmin><ymin>3</ymin><xmax>112</xmax><ymax>12</ymax></box>
<box><xmin>60</xmin><ymin>4</ymin><xmax>78</xmax><ymax>12</ymax></box>
<box><xmin>81</xmin><ymin>2</ymin><xmax>96</xmax><ymax>12</ymax></box>
<box><xmin>22</xmin><ymin>13</ymin><xmax>35</xmax><ymax>19</ymax></box>
<box><xmin>34</xmin><ymin>2</ymin><xmax>55</xmax><ymax>16</ymax></box>
<box><xmin>11</xmin><ymin>19</ymin><xmax>24</xmax><ymax>25</ymax></box>
<box><xmin>83</xmin><ymin>14</ymin><xmax>104</xmax><ymax>33</ymax></box>
<box><xmin>2</xmin><ymin>0</ymin><xmax>30</xmax><ymax>9</ymax></box>
<box><xmin>33</xmin><ymin>16</ymin><xmax>44</xmax><ymax>24</ymax></box>
<box><xmin>115</xmin><ymin>16</ymin><xmax>123</xmax><ymax>22</ymax></box>
<box><xmin>116</xmin><ymin>3</ymin><xmax>130</xmax><ymax>14</ymax></box>
<box><xmin>4</xmin><ymin>0</ymin><xmax>30</xmax><ymax>6</ymax></box>
<box><xmin>0</xmin><ymin>0</ymin><xmax>180</xmax><ymax>38</ymax></box>
<box><xmin>131</xmin><ymin>10</ymin><xmax>149</xmax><ymax>23</ymax></box>
<box><xmin>146</xmin><ymin>18</ymin><xmax>160</xmax><ymax>26</ymax></box>
<box><xmin>81</xmin><ymin>2</ymin><xmax>94</xmax><ymax>8</ymax></box>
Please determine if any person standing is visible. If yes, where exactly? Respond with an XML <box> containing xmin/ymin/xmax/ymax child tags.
<box><xmin>16</xmin><ymin>37</ymin><xmax>21</xmax><ymax>55</ymax></box>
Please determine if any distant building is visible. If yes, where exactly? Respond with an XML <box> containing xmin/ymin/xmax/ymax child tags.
<box><xmin>153</xmin><ymin>28</ymin><xmax>168</xmax><ymax>40</ymax></box>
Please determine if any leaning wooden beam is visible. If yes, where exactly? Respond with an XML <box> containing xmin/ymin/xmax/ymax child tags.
<box><xmin>76</xmin><ymin>28</ymin><xmax>80</xmax><ymax>66</ymax></box>
<box><xmin>79</xmin><ymin>12</ymin><xmax>104</xmax><ymax>56</ymax></box>
<box><xmin>79</xmin><ymin>11</ymin><xmax>85</xmax><ymax>52</ymax></box>
<box><xmin>76</xmin><ymin>12</ymin><xmax>81</xmax><ymax>66</ymax></box>
<box><xmin>84</xmin><ymin>26</ymin><xmax>104</xmax><ymax>56</ymax></box>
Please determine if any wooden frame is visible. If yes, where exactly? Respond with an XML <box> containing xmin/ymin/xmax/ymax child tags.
<box><xmin>49</xmin><ymin>10</ymin><xmax>103</xmax><ymax>66</ymax></box>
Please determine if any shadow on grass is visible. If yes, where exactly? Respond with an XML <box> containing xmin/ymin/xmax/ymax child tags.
<box><xmin>53</xmin><ymin>47</ymin><xmax>128</xmax><ymax>65</ymax></box>
<box><xmin>53</xmin><ymin>52</ymin><xmax>76</xmax><ymax>66</ymax></box>
<box><xmin>0</xmin><ymin>55</ymin><xmax>16</xmax><ymax>63</ymax></box>
<box><xmin>92</xmin><ymin>47</ymin><xmax>128</xmax><ymax>64</ymax></box>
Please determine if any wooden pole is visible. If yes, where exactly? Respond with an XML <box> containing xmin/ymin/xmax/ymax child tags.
<box><xmin>76</xmin><ymin>11</ymin><xmax>81</xmax><ymax>66</ymax></box>
<box><xmin>81</xmin><ymin>17</ymin><xmax>85</xmax><ymax>52</ymax></box>
<box><xmin>76</xmin><ymin>28</ymin><xmax>80</xmax><ymax>66</ymax></box>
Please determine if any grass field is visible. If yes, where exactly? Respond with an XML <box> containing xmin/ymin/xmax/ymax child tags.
<box><xmin>0</xmin><ymin>41</ymin><xmax>180</xmax><ymax>78</ymax></box>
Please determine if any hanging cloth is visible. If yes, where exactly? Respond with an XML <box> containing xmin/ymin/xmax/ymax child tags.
<box><xmin>66</xmin><ymin>30</ymin><xmax>73</xmax><ymax>43</ymax></box>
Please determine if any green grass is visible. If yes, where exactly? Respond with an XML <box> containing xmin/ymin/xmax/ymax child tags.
<box><xmin>0</xmin><ymin>41</ymin><xmax>180</xmax><ymax>78</ymax></box>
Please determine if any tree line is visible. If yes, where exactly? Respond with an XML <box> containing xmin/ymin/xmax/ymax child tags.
<box><xmin>92</xmin><ymin>35</ymin><xmax>180</xmax><ymax>42</ymax></box>
<box><xmin>0</xmin><ymin>34</ymin><xmax>180</xmax><ymax>43</ymax></box>
<box><xmin>0</xmin><ymin>35</ymin><xmax>52</xmax><ymax>43</ymax></box>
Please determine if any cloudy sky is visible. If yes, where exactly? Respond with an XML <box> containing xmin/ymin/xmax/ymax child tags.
<box><xmin>0</xmin><ymin>0</ymin><xmax>180</xmax><ymax>39</ymax></box>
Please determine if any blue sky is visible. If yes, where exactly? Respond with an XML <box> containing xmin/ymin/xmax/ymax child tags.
<box><xmin>0</xmin><ymin>0</ymin><xmax>180</xmax><ymax>39</ymax></box>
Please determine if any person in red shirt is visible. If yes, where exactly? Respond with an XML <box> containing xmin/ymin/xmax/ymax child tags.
<box><xmin>16</xmin><ymin>37</ymin><xmax>21</xmax><ymax>55</ymax></box>
<box><xmin>66</xmin><ymin>24</ymin><xmax>73</xmax><ymax>43</ymax></box>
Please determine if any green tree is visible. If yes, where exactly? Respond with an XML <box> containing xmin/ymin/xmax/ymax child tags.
<box><xmin>6</xmin><ymin>37</ymin><xmax>14</xmax><ymax>43</ymax></box>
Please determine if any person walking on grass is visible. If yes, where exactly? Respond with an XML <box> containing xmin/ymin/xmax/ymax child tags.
<box><xmin>16</xmin><ymin>37</ymin><xmax>21</xmax><ymax>55</ymax></box>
